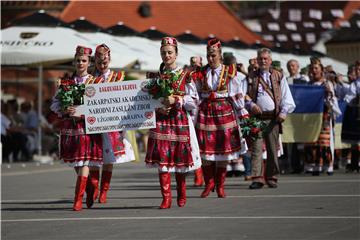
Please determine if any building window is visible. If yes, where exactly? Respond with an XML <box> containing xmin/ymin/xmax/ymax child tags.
<box><xmin>138</xmin><ymin>2</ymin><xmax>151</xmax><ymax>18</ymax></box>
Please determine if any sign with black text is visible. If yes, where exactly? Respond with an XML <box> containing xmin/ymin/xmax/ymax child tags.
<box><xmin>83</xmin><ymin>80</ymin><xmax>159</xmax><ymax>134</ymax></box>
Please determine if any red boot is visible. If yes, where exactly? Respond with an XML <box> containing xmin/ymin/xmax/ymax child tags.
<box><xmin>99</xmin><ymin>170</ymin><xmax>112</xmax><ymax>203</ymax></box>
<box><xmin>175</xmin><ymin>173</ymin><xmax>186</xmax><ymax>207</ymax></box>
<box><xmin>200</xmin><ymin>164</ymin><xmax>215</xmax><ymax>198</ymax></box>
<box><xmin>91</xmin><ymin>169</ymin><xmax>100</xmax><ymax>200</ymax></box>
<box><xmin>159</xmin><ymin>172</ymin><xmax>172</xmax><ymax>209</ymax></box>
<box><xmin>73</xmin><ymin>176</ymin><xmax>88</xmax><ymax>211</ymax></box>
<box><xmin>194</xmin><ymin>168</ymin><xmax>204</xmax><ymax>187</ymax></box>
<box><xmin>86</xmin><ymin>169</ymin><xmax>100</xmax><ymax>208</ymax></box>
<box><xmin>216</xmin><ymin>167</ymin><xmax>227</xmax><ymax>198</ymax></box>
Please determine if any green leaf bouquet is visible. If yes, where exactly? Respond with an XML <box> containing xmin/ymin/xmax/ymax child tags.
<box><xmin>239</xmin><ymin>116</ymin><xmax>266</xmax><ymax>141</ymax></box>
<box><xmin>144</xmin><ymin>70</ymin><xmax>181</xmax><ymax>100</ymax></box>
<box><xmin>56</xmin><ymin>79</ymin><xmax>85</xmax><ymax>111</ymax></box>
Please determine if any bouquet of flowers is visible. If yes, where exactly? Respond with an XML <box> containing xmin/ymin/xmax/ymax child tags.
<box><xmin>239</xmin><ymin>116</ymin><xmax>266</xmax><ymax>141</ymax></box>
<box><xmin>56</xmin><ymin>79</ymin><xmax>85</xmax><ymax>111</ymax></box>
<box><xmin>144</xmin><ymin>70</ymin><xmax>180</xmax><ymax>100</ymax></box>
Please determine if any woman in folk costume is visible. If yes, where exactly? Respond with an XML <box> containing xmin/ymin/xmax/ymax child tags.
<box><xmin>191</xmin><ymin>38</ymin><xmax>248</xmax><ymax>198</ymax></box>
<box><xmin>85</xmin><ymin>44</ymin><xmax>136</xmax><ymax>206</ymax></box>
<box><xmin>145</xmin><ymin>37</ymin><xmax>201</xmax><ymax>209</ymax></box>
<box><xmin>307</xmin><ymin>57</ymin><xmax>340</xmax><ymax>176</ymax></box>
<box><xmin>50</xmin><ymin>46</ymin><xmax>102</xmax><ymax>211</ymax></box>
<box><xmin>342</xmin><ymin>60</ymin><xmax>360</xmax><ymax>172</ymax></box>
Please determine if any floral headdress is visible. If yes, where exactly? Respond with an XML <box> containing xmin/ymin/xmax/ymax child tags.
<box><xmin>161</xmin><ymin>37</ymin><xmax>178</xmax><ymax>48</ymax></box>
<box><xmin>95</xmin><ymin>43</ymin><xmax>111</xmax><ymax>61</ymax></box>
<box><xmin>207</xmin><ymin>38</ymin><xmax>221</xmax><ymax>53</ymax></box>
<box><xmin>75</xmin><ymin>45</ymin><xmax>92</xmax><ymax>57</ymax></box>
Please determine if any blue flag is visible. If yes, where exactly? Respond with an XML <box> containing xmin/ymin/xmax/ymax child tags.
<box><xmin>282</xmin><ymin>85</ymin><xmax>325</xmax><ymax>143</ymax></box>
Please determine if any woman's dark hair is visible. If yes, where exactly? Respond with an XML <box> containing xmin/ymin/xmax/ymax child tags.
<box><xmin>159</xmin><ymin>62</ymin><xmax>165</xmax><ymax>73</ymax></box>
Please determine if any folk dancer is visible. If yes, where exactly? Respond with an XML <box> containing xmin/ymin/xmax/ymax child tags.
<box><xmin>192</xmin><ymin>38</ymin><xmax>248</xmax><ymax>198</ymax></box>
<box><xmin>50</xmin><ymin>46</ymin><xmax>102</xmax><ymax>211</ymax></box>
<box><xmin>145</xmin><ymin>37</ymin><xmax>201</xmax><ymax>209</ymax></box>
<box><xmin>306</xmin><ymin>57</ymin><xmax>340</xmax><ymax>176</ymax></box>
<box><xmin>85</xmin><ymin>44</ymin><xmax>136</xmax><ymax>206</ymax></box>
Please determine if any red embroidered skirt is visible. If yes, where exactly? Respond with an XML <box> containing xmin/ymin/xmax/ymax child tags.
<box><xmin>196</xmin><ymin>98</ymin><xmax>241</xmax><ymax>156</ymax></box>
<box><xmin>316</xmin><ymin>112</ymin><xmax>332</xmax><ymax>147</ymax></box>
<box><xmin>107</xmin><ymin>131</ymin><xmax>126</xmax><ymax>157</ymax></box>
<box><xmin>59</xmin><ymin>119</ymin><xmax>103</xmax><ymax>166</ymax></box>
<box><xmin>145</xmin><ymin>108</ymin><xmax>194</xmax><ymax>170</ymax></box>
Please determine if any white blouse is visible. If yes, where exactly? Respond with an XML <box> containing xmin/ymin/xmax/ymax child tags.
<box><xmin>255</xmin><ymin>71</ymin><xmax>296</xmax><ymax>116</ymax></box>
<box><xmin>344</xmin><ymin>78</ymin><xmax>360</xmax><ymax>103</ymax></box>
<box><xmin>196</xmin><ymin>64</ymin><xmax>248</xmax><ymax>117</ymax></box>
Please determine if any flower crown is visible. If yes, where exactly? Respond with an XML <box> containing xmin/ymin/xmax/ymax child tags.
<box><xmin>161</xmin><ymin>37</ymin><xmax>178</xmax><ymax>47</ymax></box>
<box><xmin>207</xmin><ymin>38</ymin><xmax>221</xmax><ymax>51</ymax></box>
<box><xmin>95</xmin><ymin>43</ymin><xmax>111</xmax><ymax>60</ymax></box>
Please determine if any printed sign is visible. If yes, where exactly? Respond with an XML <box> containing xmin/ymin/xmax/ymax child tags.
<box><xmin>82</xmin><ymin>80</ymin><xmax>160</xmax><ymax>134</ymax></box>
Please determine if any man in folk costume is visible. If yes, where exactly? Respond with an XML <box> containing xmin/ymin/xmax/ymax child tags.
<box><xmin>246</xmin><ymin>48</ymin><xmax>295</xmax><ymax>189</ymax></box>
<box><xmin>50</xmin><ymin>46</ymin><xmax>102</xmax><ymax>211</ymax></box>
<box><xmin>192</xmin><ymin>38</ymin><xmax>248</xmax><ymax>198</ymax></box>
<box><xmin>85</xmin><ymin>44</ymin><xmax>135</xmax><ymax>206</ymax></box>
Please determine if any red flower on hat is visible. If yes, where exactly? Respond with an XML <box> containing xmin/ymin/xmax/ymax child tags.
<box><xmin>75</xmin><ymin>45</ymin><xmax>92</xmax><ymax>56</ymax></box>
<box><xmin>95</xmin><ymin>44</ymin><xmax>110</xmax><ymax>59</ymax></box>
<box><xmin>161</xmin><ymin>37</ymin><xmax>178</xmax><ymax>47</ymax></box>
<box><xmin>207</xmin><ymin>38</ymin><xmax>221</xmax><ymax>50</ymax></box>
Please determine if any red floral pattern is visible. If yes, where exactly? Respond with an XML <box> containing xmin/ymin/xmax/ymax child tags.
<box><xmin>60</xmin><ymin>119</ymin><xmax>103</xmax><ymax>164</ymax></box>
<box><xmin>145</xmin><ymin>108</ymin><xmax>193</xmax><ymax>168</ymax></box>
<box><xmin>145</xmin><ymin>69</ymin><xmax>193</xmax><ymax>169</ymax></box>
<box><xmin>196</xmin><ymin>98</ymin><xmax>241</xmax><ymax>155</ymax></box>
<box><xmin>107</xmin><ymin>131</ymin><xmax>126</xmax><ymax>156</ymax></box>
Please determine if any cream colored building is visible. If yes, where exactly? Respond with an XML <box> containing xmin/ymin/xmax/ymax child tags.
<box><xmin>325</xmin><ymin>14</ymin><xmax>360</xmax><ymax>65</ymax></box>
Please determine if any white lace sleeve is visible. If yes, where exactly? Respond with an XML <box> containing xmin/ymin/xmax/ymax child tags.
<box><xmin>183</xmin><ymin>80</ymin><xmax>199</xmax><ymax>111</ymax></box>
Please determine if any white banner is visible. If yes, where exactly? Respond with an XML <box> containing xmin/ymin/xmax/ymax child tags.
<box><xmin>82</xmin><ymin>80</ymin><xmax>160</xmax><ymax>134</ymax></box>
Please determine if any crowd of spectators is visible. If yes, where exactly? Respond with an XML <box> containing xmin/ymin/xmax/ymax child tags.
<box><xmin>1</xmin><ymin>99</ymin><xmax>58</xmax><ymax>162</ymax></box>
